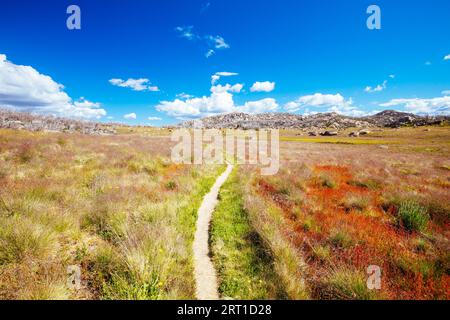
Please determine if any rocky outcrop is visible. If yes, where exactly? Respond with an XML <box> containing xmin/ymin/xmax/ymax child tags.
<box><xmin>0</xmin><ymin>109</ymin><xmax>116</xmax><ymax>135</ymax></box>
<box><xmin>180</xmin><ymin>112</ymin><xmax>374</xmax><ymax>130</ymax></box>
<box><xmin>361</xmin><ymin>110</ymin><xmax>447</xmax><ymax>128</ymax></box>
<box><xmin>179</xmin><ymin>110</ymin><xmax>449</xmax><ymax>130</ymax></box>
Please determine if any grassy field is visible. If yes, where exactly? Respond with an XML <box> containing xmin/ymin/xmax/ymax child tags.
<box><xmin>0</xmin><ymin>125</ymin><xmax>448</xmax><ymax>300</ymax></box>
<box><xmin>210</xmin><ymin>168</ymin><xmax>286</xmax><ymax>299</ymax></box>
<box><xmin>0</xmin><ymin>128</ymin><xmax>222</xmax><ymax>299</ymax></box>
<box><xmin>218</xmin><ymin>126</ymin><xmax>449</xmax><ymax>299</ymax></box>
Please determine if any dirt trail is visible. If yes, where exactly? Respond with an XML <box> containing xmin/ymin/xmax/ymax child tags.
<box><xmin>193</xmin><ymin>164</ymin><xmax>234</xmax><ymax>300</ymax></box>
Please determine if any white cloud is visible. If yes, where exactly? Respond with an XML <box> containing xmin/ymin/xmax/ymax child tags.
<box><xmin>365</xmin><ymin>80</ymin><xmax>388</xmax><ymax>93</ymax></box>
<box><xmin>389</xmin><ymin>74</ymin><xmax>395</xmax><ymax>79</ymax></box>
<box><xmin>206</xmin><ymin>35</ymin><xmax>230</xmax><ymax>49</ymax></box>
<box><xmin>124</xmin><ymin>113</ymin><xmax>137</xmax><ymax>120</ymax></box>
<box><xmin>241</xmin><ymin>98</ymin><xmax>278</xmax><ymax>114</ymax></box>
<box><xmin>284</xmin><ymin>93</ymin><xmax>364</xmax><ymax>116</ymax></box>
<box><xmin>211</xmin><ymin>71</ymin><xmax>238</xmax><ymax>85</ymax></box>
<box><xmin>148</xmin><ymin>116</ymin><xmax>162</xmax><ymax>121</ymax></box>
<box><xmin>442</xmin><ymin>90</ymin><xmax>450</xmax><ymax>96</ymax></box>
<box><xmin>211</xmin><ymin>83</ymin><xmax>243</xmax><ymax>93</ymax></box>
<box><xmin>109</xmin><ymin>78</ymin><xmax>159</xmax><ymax>92</ymax></box>
<box><xmin>444</xmin><ymin>54</ymin><xmax>450</xmax><ymax>61</ymax></box>
<box><xmin>175</xmin><ymin>26</ymin><xmax>230</xmax><ymax>57</ymax></box>
<box><xmin>175</xmin><ymin>26</ymin><xmax>197</xmax><ymax>40</ymax></box>
<box><xmin>285</xmin><ymin>93</ymin><xmax>348</xmax><ymax>111</ymax></box>
<box><xmin>156</xmin><ymin>83</ymin><xmax>277</xmax><ymax>119</ymax></box>
<box><xmin>0</xmin><ymin>54</ymin><xmax>106</xmax><ymax>119</ymax></box>
<box><xmin>380</xmin><ymin>96</ymin><xmax>450</xmax><ymax>115</ymax></box>
<box><xmin>250</xmin><ymin>81</ymin><xmax>276</xmax><ymax>93</ymax></box>
<box><xmin>176</xmin><ymin>93</ymin><xmax>194</xmax><ymax>99</ymax></box>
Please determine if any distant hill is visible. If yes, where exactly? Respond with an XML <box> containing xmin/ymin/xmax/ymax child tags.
<box><xmin>179</xmin><ymin>110</ymin><xmax>449</xmax><ymax>130</ymax></box>
<box><xmin>1</xmin><ymin>108</ymin><xmax>448</xmax><ymax>135</ymax></box>
<box><xmin>0</xmin><ymin>109</ymin><xmax>116</xmax><ymax>135</ymax></box>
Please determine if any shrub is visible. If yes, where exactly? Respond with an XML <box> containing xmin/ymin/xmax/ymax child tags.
<box><xmin>398</xmin><ymin>201</ymin><xmax>429</xmax><ymax>232</ymax></box>
<box><xmin>0</xmin><ymin>217</ymin><xmax>55</xmax><ymax>264</ymax></box>
<box><xmin>321</xmin><ymin>268</ymin><xmax>378</xmax><ymax>300</ymax></box>
<box><xmin>16</xmin><ymin>142</ymin><xmax>35</xmax><ymax>163</ymax></box>
<box><xmin>320</xmin><ymin>174</ymin><xmax>336</xmax><ymax>189</ymax></box>
<box><xmin>341</xmin><ymin>194</ymin><xmax>369</xmax><ymax>212</ymax></box>
<box><xmin>312</xmin><ymin>245</ymin><xmax>331</xmax><ymax>263</ymax></box>
<box><xmin>101</xmin><ymin>273</ymin><xmax>161</xmax><ymax>300</ymax></box>
<box><xmin>348</xmin><ymin>179</ymin><xmax>381</xmax><ymax>190</ymax></box>
<box><xmin>302</xmin><ymin>217</ymin><xmax>316</xmax><ymax>232</ymax></box>
<box><xmin>56</xmin><ymin>137</ymin><xmax>67</xmax><ymax>146</ymax></box>
<box><xmin>165</xmin><ymin>181</ymin><xmax>177</xmax><ymax>190</ymax></box>
<box><xmin>330</xmin><ymin>230</ymin><xmax>353</xmax><ymax>248</ymax></box>
<box><xmin>414</xmin><ymin>238</ymin><xmax>428</xmax><ymax>253</ymax></box>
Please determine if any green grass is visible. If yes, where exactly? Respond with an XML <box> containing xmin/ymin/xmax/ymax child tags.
<box><xmin>320</xmin><ymin>174</ymin><xmax>337</xmax><ymax>189</ymax></box>
<box><xmin>0</xmin><ymin>215</ymin><xmax>56</xmax><ymax>265</ymax></box>
<box><xmin>398</xmin><ymin>201</ymin><xmax>429</xmax><ymax>233</ymax></box>
<box><xmin>330</xmin><ymin>229</ymin><xmax>354</xmax><ymax>249</ymax></box>
<box><xmin>320</xmin><ymin>268</ymin><xmax>379</xmax><ymax>300</ymax></box>
<box><xmin>311</xmin><ymin>244</ymin><xmax>331</xmax><ymax>263</ymax></box>
<box><xmin>98</xmin><ymin>165</ymin><xmax>225</xmax><ymax>300</ymax></box>
<box><xmin>210</xmin><ymin>169</ymin><xmax>286</xmax><ymax>299</ymax></box>
<box><xmin>0</xmin><ymin>129</ymin><xmax>228</xmax><ymax>299</ymax></box>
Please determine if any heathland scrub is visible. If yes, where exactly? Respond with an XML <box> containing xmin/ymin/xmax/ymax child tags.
<box><xmin>0</xmin><ymin>129</ymin><xmax>226</xmax><ymax>299</ymax></box>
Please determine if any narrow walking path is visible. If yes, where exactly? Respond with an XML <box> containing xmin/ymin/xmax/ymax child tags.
<box><xmin>193</xmin><ymin>164</ymin><xmax>234</xmax><ymax>300</ymax></box>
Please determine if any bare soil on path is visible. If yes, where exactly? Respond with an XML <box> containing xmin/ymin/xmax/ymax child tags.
<box><xmin>193</xmin><ymin>164</ymin><xmax>234</xmax><ymax>300</ymax></box>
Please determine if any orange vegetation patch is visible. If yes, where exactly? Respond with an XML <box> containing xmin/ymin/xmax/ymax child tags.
<box><xmin>256</xmin><ymin>179</ymin><xmax>293</xmax><ymax>212</ymax></box>
<box><xmin>163</xmin><ymin>163</ymin><xmax>183</xmax><ymax>177</ymax></box>
<box><xmin>254</xmin><ymin>164</ymin><xmax>450</xmax><ymax>299</ymax></box>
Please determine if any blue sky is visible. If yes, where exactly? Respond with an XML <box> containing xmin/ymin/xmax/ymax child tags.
<box><xmin>0</xmin><ymin>0</ymin><xmax>449</xmax><ymax>125</ymax></box>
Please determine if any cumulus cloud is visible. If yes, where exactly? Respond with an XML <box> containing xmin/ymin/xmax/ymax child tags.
<box><xmin>0</xmin><ymin>54</ymin><xmax>106</xmax><ymax>119</ymax></box>
<box><xmin>444</xmin><ymin>54</ymin><xmax>450</xmax><ymax>61</ymax></box>
<box><xmin>380</xmin><ymin>96</ymin><xmax>450</xmax><ymax>115</ymax></box>
<box><xmin>285</xmin><ymin>93</ymin><xmax>348</xmax><ymax>111</ymax></box>
<box><xmin>241</xmin><ymin>98</ymin><xmax>278</xmax><ymax>114</ymax></box>
<box><xmin>250</xmin><ymin>81</ymin><xmax>276</xmax><ymax>93</ymax></box>
<box><xmin>365</xmin><ymin>80</ymin><xmax>388</xmax><ymax>93</ymax></box>
<box><xmin>148</xmin><ymin>116</ymin><xmax>161</xmax><ymax>121</ymax></box>
<box><xmin>109</xmin><ymin>78</ymin><xmax>159</xmax><ymax>92</ymax></box>
<box><xmin>284</xmin><ymin>93</ymin><xmax>364</xmax><ymax>116</ymax></box>
<box><xmin>156</xmin><ymin>82</ymin><xmax>277</xmax><ymax>119</ymax></box>
<box><xmin>175</xmin><ymin>26</ymin><xmax>230</xmax><ymax>58</ymax></box>
<box><xmin>211</xmin><ymin>83</ymin><xmax>243</xmax><ymax>93</ymax></box>
<box><xmin>211</xmin><ymin>71</ymin><xmax>238</xmax><ymax>85</ymax></box>
<box><xmin>124</xmin><ymin>113</ymin><xmax>137</xmax><ymax>120</ymax></box>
